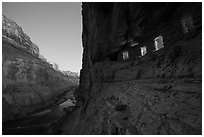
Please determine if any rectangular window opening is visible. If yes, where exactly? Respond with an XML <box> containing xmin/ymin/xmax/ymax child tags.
<box><xmin>154</xmin><ymin>35</ymin><xmax>164</xmax><ymax>51</ymax></box>
<box><xmin>181</xmin><ymin>15</ymin><xmax>194</xmax><ymax>34</ymax></box>
<box><xmin>122</xmin><ymin>51</ymin><xmax>129</xmax><ymax>60</ymax></box>
<box><xmin>141</xmin><ymin>46</ymin><xmax>147</xmax><ymax>56</ymax></box>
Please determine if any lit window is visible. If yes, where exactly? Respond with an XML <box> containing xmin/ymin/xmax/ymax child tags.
<box><xmin>122</xmin><ymin>51</ymin><xmax>129</xmax><ymax>60</ymax></box>
<box><xmin>181</xmin><ymin>15</ymin><xmax>194</xmax><ymax>34</ymax></box>
<box><xmin>141</xmin><ymin>46</ymin><xmax>147</xmax><ymax>56</ymax></box>
<box><xmin>154</xmin><ymin>35</ymin><xmax>164</xmax><ymax>51</ymax></box>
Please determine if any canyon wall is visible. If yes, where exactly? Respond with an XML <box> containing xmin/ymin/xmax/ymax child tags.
<box><xmin>71</xmin><ymin>2</ymin><xmax>202</xmax><ymax>135</ymax></box>
<box><xmin>3</xmin><ymin>15</ymin><xmax>39</xmax><ymax>56</ymax></box>
<box><xmin>2</xmin><ymin>15</ymin><xmax>78</xmax><ymax>121</ymax></box>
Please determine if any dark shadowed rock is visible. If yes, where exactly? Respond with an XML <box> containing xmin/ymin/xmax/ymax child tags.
<box><xmin>66</xmin><ymin>2</ymin><xmax>202</xmax><ymax>135</ymax></box>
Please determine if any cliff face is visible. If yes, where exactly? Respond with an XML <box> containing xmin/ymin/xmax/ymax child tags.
<box><xmin>71</xmin><ymin>3</ymin><xmax>202</xmax><ymax>135</ymax></box>
<box><xmin>62</xmin><ymin>71</ymin><xmax>79</xmax><ymax>84</ymax></box>
<box><xmin>2</xmin><ymin>15</ymin><xmax>39</xmax><ymax>56</ymax></box>
<box><xmin>2</xmin><ymin>16</ymin><xmax>78</xmax><ymax>122</ymax></box>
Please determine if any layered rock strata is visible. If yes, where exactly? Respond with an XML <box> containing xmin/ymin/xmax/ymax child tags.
<box><xmin>71</xmin><ymin>2</ymin><xmax>202</xmax><ymax>135</ymax></box>
<box><xmin>2</xmin><ymin>15</ymin><xmax>79</xmax><ymax>121</ymax></box>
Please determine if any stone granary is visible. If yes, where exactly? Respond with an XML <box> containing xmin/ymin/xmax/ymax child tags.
<box><xmin>107</xmin><ymin>8</ymin><xmax>199</xmax><ymax>62</ymax></box>
<box><xmin>71</xmin><ymin>2</ymin><xmax>202</xmax><ymax>135</ymax></box>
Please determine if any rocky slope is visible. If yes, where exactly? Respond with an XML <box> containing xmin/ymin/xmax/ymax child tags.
<box><xmin>64</xmin><ymin>3</ymin><xmax>202</xmax><ymax>135</ymax></box>
<box><xmin>2</xmin><ymin>15</ymin><xmax>79</xmax><ymax>122</ymax></box>
<box><xmin>3</xmin><ymin>15</ymin><xmax>39</xmax><ymax>56</ymax></box>
<box><xmin>62</xmin><ymin>71</ymin><xmax>79</xmax><ymax>78</ymax></box>
<box><xmin>62</xmin><ymin>71</ymin><xmax>79</xmax><ymax>84</ymax></box>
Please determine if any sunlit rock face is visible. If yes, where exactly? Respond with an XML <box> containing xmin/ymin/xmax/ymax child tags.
<box><xmin>2</xmin><ymin>16</ymin><xmax>78</xmax><ymax>122</ymax></box>
<box><xmin>74</xmin><ymin>2</ymin><xmax>202</xmax><ymax>135</ymax></box>
<box><xmin>2</xmin><ymin>15</ymin><xmax>39</xmax><ymax>56</ymax></box>
<box><xmin>62</xmin><ymin>71</ymin><xmax>80</xmax><ymax>84</ymax></box>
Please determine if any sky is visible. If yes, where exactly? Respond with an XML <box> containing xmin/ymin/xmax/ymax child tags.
<box><xmin>2</xmin><ymin>2</ymin><xmax>82</xmax><ymax>73</ymax></box>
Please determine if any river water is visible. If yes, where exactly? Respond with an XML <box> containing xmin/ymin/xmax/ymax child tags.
<box><xmin>2</xmin><ymin>91</ymin><xmax>76</xmax><ymax>135</ymax></box>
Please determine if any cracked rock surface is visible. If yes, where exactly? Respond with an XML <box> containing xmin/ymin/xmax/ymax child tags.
<box><xmin>66</xmin><ymin>2</ymin><xmax>202</xmax><ymax>135</ymax></box>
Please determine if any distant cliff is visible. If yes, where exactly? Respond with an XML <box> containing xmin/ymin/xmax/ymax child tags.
<box><xmin>2</xmin><ymin>15</ymin><xmax>39</xmax><ymax>56</ymax></box>
<box><xmin>62</xmin><ymin>70</ymin><xmax>79</xmax><ymax>77</ymax></box>
<box><xmin>62</xmin><ymin>71</ymin><xmax>79</xmax><ymax>85</ymax></box>
<box><xmin>2</xmin><ymin>15</ymin><xmax>79</xmax><ymax>122</ymax></box>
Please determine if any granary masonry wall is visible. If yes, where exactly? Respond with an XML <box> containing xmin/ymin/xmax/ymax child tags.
<box><xmin>79</xmin><ymin>3</ymin><xmax>202</xmax><ymax>95</ymax></box>
<box><xmin>81</xmin><ymin>3</ymin><xmax>201</xmax><ymax>65</ymax></box>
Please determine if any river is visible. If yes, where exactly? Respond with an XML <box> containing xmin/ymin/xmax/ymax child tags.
<box><xmin>2</xmin><ymin>91</ymin><xmax>77</xmax><ymax>135</ymax></box>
